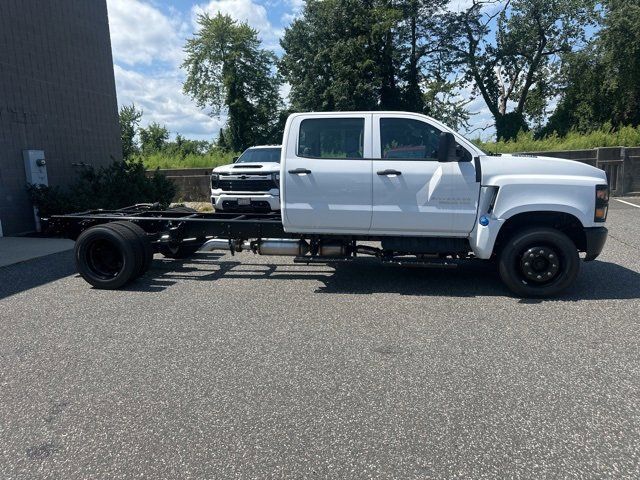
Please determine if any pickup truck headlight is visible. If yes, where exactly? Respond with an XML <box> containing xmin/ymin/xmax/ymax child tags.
<box><xmin>272</xmin><ymin>172</ymin><xmax>280</xmax><ymax>187</ymax></box>
<box><xmin>211</xmin><ymin>173</ymin><xmax>220</xmax><ymax>189</ymax></box>
<box><xmin>595</xmin><ymin>185</ymin><xmax>609</xmax><ymax>222</ymax></box>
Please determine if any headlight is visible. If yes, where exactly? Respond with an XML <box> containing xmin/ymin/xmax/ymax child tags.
<box><xmin>595</xmin><ymin>185</ymin><xmax>609</xmax><ymax>222</ymax></box>
<box><xmin>211</xmin><ymin>173</ymin><xmax>219</xmax><ymax>189</ymax></box>
<box><xmin>272</xmin><ymin>172</ymin><xmax>280</xmax><ymax>187</ymax></box>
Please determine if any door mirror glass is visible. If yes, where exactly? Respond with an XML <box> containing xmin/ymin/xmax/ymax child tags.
<box><xmin>438</xmin><ymin>132</ymin><xmax>456</xmax><ymax>162</ymax></box>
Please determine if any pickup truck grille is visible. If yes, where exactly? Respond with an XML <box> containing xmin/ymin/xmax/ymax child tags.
<box><xmin>217</xmin><ymin>179</ymin><xmax>275</xmax><ymax>192</ymax></box>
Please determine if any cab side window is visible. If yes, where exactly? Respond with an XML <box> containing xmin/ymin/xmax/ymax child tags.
<box><xmin>298</xmin><ymin>118</ymin><xmax>365</xmax><ymax>159</ymax></box>
<box><xmin>380</xmin><ymin>118</ymin><xmax>441</xmax><ymax>161</ymax></box>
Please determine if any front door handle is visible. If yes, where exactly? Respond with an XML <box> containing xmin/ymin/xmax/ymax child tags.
<box><xmin>377</xmin><ymin>169</ymin><xmax>402</xmax><ymax>176</ymax></box>
<box><xmin>288</xmin><ymin>168</ymin><xmax>312</xmax><ymax>175</ymax></box>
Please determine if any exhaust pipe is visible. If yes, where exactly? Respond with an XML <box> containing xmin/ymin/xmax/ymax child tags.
<box><xmin>199</xmin><ymin>239</ymin><xmax>251</xmax><ymax>252</ymax></box>
<box><xmin>257</xmin><ymin>239</ymin><xmax>309</xmax><ymax>256</ymax></box>
<box><xmin>199</xmin><ymin>238</ymin><xmax>309</xmax><ymax>256</ymax></box>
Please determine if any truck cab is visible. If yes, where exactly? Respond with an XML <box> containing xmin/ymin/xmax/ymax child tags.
<box><xmin>280</xmin><ymin>111</ymin><xmax>609</xmax><ymax>296</ymax></box>
<box><xmin>211</xmin><ymin>145</ymin><xmax>282</xmax><ymax>212</ymax></box>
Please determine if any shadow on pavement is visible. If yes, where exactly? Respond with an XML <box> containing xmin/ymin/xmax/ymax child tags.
<box><xmin>0</xmin><ymin>251</ymin><xmax>76</xmax><ymax>301</ymax></box>
<box><xmin>127</xmin><ymin>254</ymin><xmax>640</xmax><ymax>301</ymax></box>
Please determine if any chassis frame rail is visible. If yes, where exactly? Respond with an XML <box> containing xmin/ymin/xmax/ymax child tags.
<box><xmin>46</xmin><ymin>204</ymin><xmax>294</xmax><ymax>242</ymax></box>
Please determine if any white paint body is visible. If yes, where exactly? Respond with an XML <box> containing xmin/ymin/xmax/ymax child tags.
<box><xmin>281</xmin><ymin>112</ymin><xmax>608</xmax><ymax>259</ymax></box>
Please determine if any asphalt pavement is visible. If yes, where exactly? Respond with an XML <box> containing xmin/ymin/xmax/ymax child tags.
<box><xmin>1</xmin><ymin>198</ymin><xmax>639</xmax><ymax>479</ymax></box>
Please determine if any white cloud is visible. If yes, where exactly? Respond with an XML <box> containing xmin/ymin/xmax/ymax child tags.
<box><xmin>281</xmin><ymin>0</ymin><xmax>304</xmax><ymax>24</ymax></box>
<box><xmin>114</xmin><ymin>65</ymin><xmax>225</xmax><ymax>141</ymax></box>
<box><xmin>107</xmin><ymin>0</ymin><xmax>227</xmax><ymax>140</ymax></box>
<box><xmin>192</xmin><ymin>0</ymin><xmax>283</xmax><ymax>50</ymax></box>
<box><xmin>447</xmin><ymin>0</ymin><xmax>476</xmax><ymax>13</ymax></box>
<box><xmin>106</xmin><ymin>0</ymin><xmax>186</xmax><ymax>66</ymax></box>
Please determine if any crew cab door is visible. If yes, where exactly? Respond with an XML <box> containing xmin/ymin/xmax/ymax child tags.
<box><xmin>282</xmin><ymin>114</ymin><xmax>373</xmax><ymax>232</ymax></box>
<box><xmin>371</xmin><ymin>114</ymin><xmax>480</xmax><ymax>235</ymax></box>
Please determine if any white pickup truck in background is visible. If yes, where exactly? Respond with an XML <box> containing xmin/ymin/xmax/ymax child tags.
<box><xmin>210</xmin><ymin>145</ymin><xmax>281</xmax><ymax>212</ymax></box>
<box><xmin>62</xmin><ymin>111</ymin><xmax>609</xmax><ymax>297</ymax></box>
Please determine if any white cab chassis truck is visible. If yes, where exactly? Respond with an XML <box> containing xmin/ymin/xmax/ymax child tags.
<box><xmin>50</xmin><ymin>112</ymin><xmax>609</xmax><ymax>297</ymax></box>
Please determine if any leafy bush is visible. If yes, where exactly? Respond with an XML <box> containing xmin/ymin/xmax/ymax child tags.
<box><xmin>474</xmin><ymin>124</ymin><xmax>640</xmax><ymax>154</ymax></box>
<box><xmin>27</xmin><ymin>159</ymin><xmax>176</xmax><ymax>217</ymax></box>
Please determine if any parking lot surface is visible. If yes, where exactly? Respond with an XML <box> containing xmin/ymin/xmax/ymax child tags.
<box><xmin>1</xmin><ymin>198</ymin><xmax>640</xmax><ymax>479</ymax></box>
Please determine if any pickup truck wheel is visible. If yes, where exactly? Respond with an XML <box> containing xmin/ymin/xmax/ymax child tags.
<box><xmin>75</xmin><ymin>225</ymin><xmax>139</xmax><ymax>289</ymax></box>
<box><xmin>498</xmin><ymin>227</ymin><xmax>580</xmax><ymax>298</ymax></box>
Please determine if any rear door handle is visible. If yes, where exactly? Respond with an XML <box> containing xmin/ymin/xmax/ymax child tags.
<box><xmin>288</xmin><ymin>168</ymin><xmax>312</xmax><ymax>175</ymax></box>
<box><xmin>377</xmin><ymin>169</ymin><xmax>402</xmax><ymax>176</ymax></box>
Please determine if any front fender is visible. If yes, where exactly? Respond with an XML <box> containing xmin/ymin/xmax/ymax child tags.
<box><xmin>492</xmin><ymin>183</ymin><xmax>594</xmax><ymax>227</ymax></box>
<box><xmin>469</xmin><ymin>183</ymin><xmax>596</xmax><ymax>259</ymax></box>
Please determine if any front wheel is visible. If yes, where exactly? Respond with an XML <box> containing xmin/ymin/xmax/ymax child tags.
<box><xmin>498</xmin><ymin>227</ymin><xmax>580</xmax><ymax>298</ymax></box>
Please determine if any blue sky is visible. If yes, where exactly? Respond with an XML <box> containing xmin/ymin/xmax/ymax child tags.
<box><xmin>105</xmin><ymin>0</ymin><xmax>490</xmax><ymax>142</ymax></box>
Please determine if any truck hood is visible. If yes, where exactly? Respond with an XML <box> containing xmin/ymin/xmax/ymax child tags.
<box><xmin>480</xmin><ymin>154</ymin><xmax>607</xmax><ymax>185</ymax></box>
<box><xmin>213</xmin><ymin>162</ymin><xmax>280</xmax><ymax>174</ymax></box>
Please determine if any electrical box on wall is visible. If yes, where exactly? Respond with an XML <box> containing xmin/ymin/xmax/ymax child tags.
<box><xmin>23</xmin><ymin>150</ymin><xmax>49</xmax><ymax>186</ymax></box>
<box><xmin>23</xmin><ymin>150</ymin><xmax>48</xmax><ymax>232</ymax></box>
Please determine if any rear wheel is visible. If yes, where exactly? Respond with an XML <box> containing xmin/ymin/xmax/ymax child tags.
<box><xmin>110</xmin><ymin>221</ymin><xmax>153</xmax><ymax>276</ymax></box>
<box><xmin>75</xmin><ymin>224</ymin><xmax>139</xmax><ymax>289</ymax></box>
<box><xmin>498</xmin><ymin>227</ymin><xmax>580</xmax><ymax>297</ymax></box>
<box><xmin>158</xmin><ymin>206</ymin><xmax>205</xmax><ymax>259</ymax></box>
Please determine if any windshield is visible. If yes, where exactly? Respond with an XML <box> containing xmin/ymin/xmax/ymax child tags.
<box><xmin>236</xmin><ymin>148</ymin><xmax>282</xmax><ymax>163</ymax></box>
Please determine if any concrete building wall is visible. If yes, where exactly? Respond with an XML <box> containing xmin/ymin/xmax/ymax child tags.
<box><xmin>0</xmin><ymin>0</ymin><xmax>122</xmax><ymax>235</ymax></box>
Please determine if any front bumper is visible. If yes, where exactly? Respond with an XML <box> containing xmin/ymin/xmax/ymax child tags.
<box><xmin>584</xmin><ymin>227</ymin><xmax>608</xmax><ymax>261</ymax></box>
<box><xmin>211</xmin><ymin>193</ymin><xmax>280</xmax><ymax>212</ymax></box>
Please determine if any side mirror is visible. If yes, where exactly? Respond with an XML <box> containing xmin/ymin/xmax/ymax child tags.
<box><xmin>232</xmin><ymin>156</ymin><xmax>239</xmax><ymax>163</ymax></box>
<box><xmin>438</xmin><ymin>132</ymin><xmax>456</xmax><ymax>163</ymax></box>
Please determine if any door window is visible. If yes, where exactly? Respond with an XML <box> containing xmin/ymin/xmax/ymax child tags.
<box><xmin>298</xmin><ymin>118</ymin><xmax>365</xmax><ymax>159</ymax></box>
<box><xmin>380</xmin><ymin>118</ymin><xmax>442</xmax><ymax>161</ymax></box>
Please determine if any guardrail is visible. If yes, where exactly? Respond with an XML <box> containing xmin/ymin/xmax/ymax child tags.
<box><xmin>521</xmin><ymin>146</ymin><xmax>640</xmax><ymax>196</ymax></box>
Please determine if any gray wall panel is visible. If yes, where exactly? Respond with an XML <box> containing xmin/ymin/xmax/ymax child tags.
<box><xmin>0</xmin><ymin>0</ymin><xmax>121</xmax><ymax>235</ymax></box>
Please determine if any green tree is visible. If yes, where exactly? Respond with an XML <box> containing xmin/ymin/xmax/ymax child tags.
<box><xmin>445</xmin><ymin>0</ymin><xmax>596</xmax><ymax>140</ymax></box>
<box><xmin>280</xmin><ymin>0</ymin><xmax>466</xmax><ymax>124</ymax></box>
<box><xmin>119</xmin><ymin>104</ymin><xmax>143</xmax><ymax>160</ymax></box>
<box><xmin>139</xmin><ymin>122</ymin><xmax>169</xmax><ymax>155</ymax></box>
<box><xmin>600</xmin><ymin>0</ymin><xmax>640</xmax><ymax>127</ymax></box>
<box><xmin>182</xmin><ymin>13</ymin><xmax>283</xmax><ymax>151</ymax></box>
<box><xmin>546</xmin><ymin>0</ymin><xmax>640</xmax><ymax>134</ymax></box>
<box><xmin>280</xmin><ymin>0</ymin><xmax>378</xmax><ymax>111</ymax></box>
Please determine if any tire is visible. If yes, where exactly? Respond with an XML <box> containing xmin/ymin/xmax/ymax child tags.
<box><xmin>158</xmin><ymin>206</ymin><xmax>204</xmax><ymax>259</ymax></box>
<box><xmin>110</xmin><ymin>221</ymin><xmax>154</xmax><ymax>276</ymax></box>
<box><xmin>498</xmin><ymin>227</ymin><xmax>580</xmax><ymax>298</ymax></box>
<box><xmin>74</xmin><ymin>224</ymin><xmax>139</xmax><ymax>289</ymax></box>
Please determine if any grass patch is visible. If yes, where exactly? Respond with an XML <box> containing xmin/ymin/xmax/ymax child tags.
<box><xmin>141</xmin><ymin>151</ymin><xmax>238</xmax><ymax>170</ymax></box>
<box><xmin>474</xmin><ymin>125</ymin><xmax>640</xmax><ymax>154</ymax></box>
